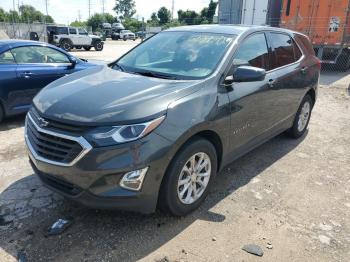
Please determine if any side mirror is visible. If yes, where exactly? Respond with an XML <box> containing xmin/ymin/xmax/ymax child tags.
<box><xmin>68</xmin><ymin>57</ymin><xmax>77</xmax><ymax>69</ymax></box>
<box><xmin>233</xmin><ymin>66</ymin><xmax>266</xmax><ymax>82</ymax></box>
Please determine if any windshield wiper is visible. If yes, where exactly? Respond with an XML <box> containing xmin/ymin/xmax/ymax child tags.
<box><xmin>113</xmin><ymin>63</ymin><xmax>125</xmax><ymax>72</ymax></box>
<box><xmin>132</xmin><ymin>71</ymin><xmax>179</xmax><ymax>80</ymax></box>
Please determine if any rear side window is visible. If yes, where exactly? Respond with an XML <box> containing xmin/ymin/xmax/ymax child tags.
<box><xmin>57</xmin><ymin>27</ymin><xmax>68</xmax><ymax>35</ymax></box>
<box><xmin>295</xmin><ymin>34</ymin><xmax>315</xmax><ymax>55</ymax></box>
<box><xmin>0</xmin><ymin>50</ymin><xmax>15</xmax><ymax>64</ymax></box>
<box><xmin>233</xmin><ymin>33</ymin><xmax>269</xmax><ymax>70</ymax></box>
<box><xmin>270</xmin><ymin>33</ymin><xmax>298</xmax><ymax>69</ymax></box>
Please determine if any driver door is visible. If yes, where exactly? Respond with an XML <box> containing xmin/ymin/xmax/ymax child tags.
<box><xmin>226</xmin><ymin>32</ymin><xmax>278</xmax><ymax>153</ymax></box>
<box><xmin>10</xmin><ymin>46</ymin><xmax>73</xmax><ymax>111</ymax></box>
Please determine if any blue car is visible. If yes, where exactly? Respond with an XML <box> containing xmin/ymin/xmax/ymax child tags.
<box><xmin>0</xmin><ymin>40</ymin><xmax>97</xmax><ymax>122</ymax></box>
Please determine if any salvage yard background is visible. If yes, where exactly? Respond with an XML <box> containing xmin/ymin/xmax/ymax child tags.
<box><xmin>0</xmin><ymin>40</ymin><xmax>349</xmax><ymax>262</ymax></box>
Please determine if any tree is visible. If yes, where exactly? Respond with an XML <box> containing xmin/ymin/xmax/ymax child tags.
<box><xmin>70</xmin><ymin>20</ymin><xmax>87</xmax><ymax>27</ymax></box>
<box><xmin>0</xmin><ymin>8</ymin><xmax>7</xmax><ymax>22</ymax></box>
<box><xmin>87</xmin><ymin>13</ymin><xmax>116</xmax><ymax>31</ymax></box>
<box><xmin>123</xmin><ymin>17</ymin><xmax>142</xmax><ymax>32</ymax></box>
<box><xmin>113</xmin><ymin>0</ymin><xmax>136</xmax><ymax>20</ymax></box>
<box><xmin>178</xmin><ymin>10</ymin><xmax>201</xmax><ymax>25</ymax></box>
<box><xmin>19</xmin><ymin>5</ymin><xmax>54</xmax><ymax>23</ymax></box>
<box><xmin>157</xmin><ymin>7</ymin><xmax>171</xmax><ymax>25</ymax></box>
<box><xmin>206</xmin><ymin>0</ymin><xmax>218</xmax><ymax>23</ymax></box>
<box><xmin>6</xmin><ymin>10</ymin><xmax>21</xmax><ymax>23</ymax></box>
<box><xmin>147</xmin><ymin>12</ymin><xmax>159</xmax><ymax>26</ymax></box>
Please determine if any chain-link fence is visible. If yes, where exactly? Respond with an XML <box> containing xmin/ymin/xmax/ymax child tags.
<box><xmin>0</xmin><ymin>22</ymin><xmax>48</xmax><ymax>42</ymax></box>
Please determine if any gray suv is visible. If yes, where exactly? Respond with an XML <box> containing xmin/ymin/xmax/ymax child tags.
<box><xmin>25</xmin><ymin>25</ymin><xmax>320</xmax><ymax>216</ymax></box>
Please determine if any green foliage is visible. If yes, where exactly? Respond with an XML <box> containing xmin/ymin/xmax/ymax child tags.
<box><xmin>0</xmin><ymin>5</ymin><xmax>54</xmax><ymax>23</ymax></box>
<box><xmin>0</xmin><ymin>8</ymin><xmax>7</xmax><ymax>22</ymax></box>
<box><xmin>87</xmin><ymin>13</ymin><xmax>116</xmax><ymax>31</ymax></box>
<box><xmin>161</xmin><ymin>19</ymin><xmax>183</xmax><ymax>29</ymax></box>
<box><xmin>177</xmin><ymin>1</ymin><xmax>218</xmax><ymax>26</ymax></box>
<box><xmin>113</xmin><ymin>0</ymin><xmax>136</xmax><ymax>20</ymax></box>
<box><xmin>157</xmin><ymin>7</ymin><xmax>171</xmax><ymax>25</ymax></box>
<box><xmin>123</xmin><ymin>17</ymin><xmax>142</xmax><ymax>32</ymax></box>
<box><xmin>206</xmin><ymin>0</ymin><xmax>218</xmax><ymax>23</ymax></box>
<box><xmin>147</xmin><ymin>12</ymin><xmax>159</xmax><ymax>26</ymax></box>
<box><xmin>70</xmin><ymin>20</ymin><xmax>87</xmax><ymax>27</ymax></box>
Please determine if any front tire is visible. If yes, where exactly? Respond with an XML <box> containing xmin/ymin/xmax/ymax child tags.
<box><xmin>0</xmin><ymin>105</ymin><xmax>4</xmax><ymax>123</ymax></box>
<box><xmin>287</xmin><ymin>94</ymin><xmax>313</xmax><ymax>138</ymax></box>
<box><xmin>159</xmin><ymin>138</ymin><xmax>217</xmax><ymax>216</ymax></box>
<box><xmin>94</xmin><ymin>41</ymin><xmax>103</xmax><ymax>51</ymax></box>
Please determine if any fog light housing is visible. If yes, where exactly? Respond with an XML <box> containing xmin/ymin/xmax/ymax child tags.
<box><xmin>120</xmin><ymin>167</ymin><xmax>149</xmax><ymax>191</ymax></box>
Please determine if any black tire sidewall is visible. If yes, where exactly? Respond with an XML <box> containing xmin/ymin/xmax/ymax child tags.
<box><xmin>159</xmin><ymin>138</ymin><xmax>217</xmax><ymax>216</ymax></box>
<box><xmin>61</xmin><ymin>40</ymin><xmax>71</xmax><ymax>51</ymax></box>
<box><xmin>94</xmin><ymin>41</ymin><xmax>103</xmax><ymax>51</ymax></box>
<box><xmin>289</xmin><ymin>95</ymin><xmax>313</xmax><ymax>138</ymax></box>
<box><xmin>0</xmin><ymin>105</ymin><xmax>4</xmax><ymax>123</ymax></box>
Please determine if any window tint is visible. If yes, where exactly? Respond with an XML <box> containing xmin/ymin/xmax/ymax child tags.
<box><xmin>0</xmin><ymin>51</ymin><xmax>15</xmax><ymax>64</ymax></box>
<box><xmin>12</xmin><ymin>46</ymin><xmax>70</xmax><ymax>64</ymax></box>
<box><xmin>69</xmin><ymin>28</ymin><xmax>77</xmax><ymax>34</ymax></box>
<box><xmin>78</xmin><ymin>28</ymin><xmax>88</xmax><ymax>35</ymax></box>
<box><xmin>270</xmin><ymin>33</ymin><xmax>295</xmax><ymax>69</ymax></box>
<box><xmin>295</xmin><ymin>34</ymin><xmax>315</xmax><ymax>55</ymax></box>
<box><xmin>293</xmin><ymin>39</ymin><xmax>302</xmax><ymax>60</ymax></box>
<box><xmin>233</xmin><ymin>33</ymin><xmax>269</xmax><ymax>70</ymax></box>
<box><xmin>57</xmin><ymin>27</ymin><xmax>68</xmax><ymax>35</ymax></box>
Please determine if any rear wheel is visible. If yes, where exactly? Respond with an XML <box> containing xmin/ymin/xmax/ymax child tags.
<box><xmin>83</xmin><ymin>46</ymin><xmax>91</xmax><ymax>51</ymax></box>
<box><xmin>287</xmin><ymin>94</ymin><xmax>313</xmax><ymax>138</ymax></box>
<box><xmin>60</xmin><ymin>40</ymin><xmax>72</xmax><ymax>51</ymax></box>
<box><xmin>123</xmin><ymin>36</ymin><xmax>127</xmax><ymax>41</ymax></box>
<box><xmin>159</xmin><ymin>138</ymin><xmax>217</xmax><ymax>216</ymax></box>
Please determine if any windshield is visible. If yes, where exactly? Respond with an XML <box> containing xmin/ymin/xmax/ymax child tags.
<box><xmin>116</xmin><ymin>31</ymin><xmax>235</xmax><ymax>79</ymax></box>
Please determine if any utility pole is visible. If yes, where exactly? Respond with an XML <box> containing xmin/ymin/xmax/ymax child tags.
<box><xmin>88</xmin><ymin>0</ymin><xmax>91</xmax><ymax>18</ymax></box>
<box><xmin>78</xmin><ymin>10</ymin><xmax>81</xmax><ymax>22</ymax></box>
<box><xmin>45</xmin><ymin>0</ymin><xmax>49</xmax><ymax>16</ymax></box>
<box><xmin>102</xmin><ymin>0</ymin><xmax>105</xmax><ymax>14</ymax></box>
<box><xmin>171</xmin><ymin>0</ymin><xmax>175</xmax><ymax>20</ymax></box>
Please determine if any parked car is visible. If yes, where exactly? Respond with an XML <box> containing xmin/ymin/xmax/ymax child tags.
<box><xmin>120</xmin><ymin>30</ymin><xmax>136</xmax><ymax>41</ymax></box>
<box><xmin>0</xmin><ymin>40</ymin><xmax>97</xmax><ymax>122</ymax></box>
<box><xmin>26</xmin><ymin>25</ymin><xmax>319</xmax><ymax>216</ymax></box>
<box><xmin>47</xmin><ymin>26</ymin><xmax>104</xmax><ymax>52</ymax></box>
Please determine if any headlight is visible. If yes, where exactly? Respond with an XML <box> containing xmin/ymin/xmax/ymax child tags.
<box><xmin>90</xmin><ymin>115</ymin><xmax>165</xmax><ymax>145</ymax></box>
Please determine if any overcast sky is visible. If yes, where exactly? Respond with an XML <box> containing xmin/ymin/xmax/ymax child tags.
<box><xmin>0</xmin><ymin>0</ymin><xmax>210</xmax><ymax>24</ymax></box>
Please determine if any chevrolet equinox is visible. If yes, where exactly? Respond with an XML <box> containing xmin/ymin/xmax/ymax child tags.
<box><xmin>25</xmin><ymin>25</ymin><xmax>319</xmax><ymax>216</ymax></box>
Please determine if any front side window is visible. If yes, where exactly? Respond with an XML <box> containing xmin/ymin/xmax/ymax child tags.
<box><xmin>11</xmin><ymin>46</ymin><xmax>70</xmax><ymax>64</ymax></box>
<box><xmin>69</xmin><ymin>28</ymin><xmax>77</xmax><ymax>35</ymax></box>
<box><xmin>57</xmin><ymin>27</ymin><xmax>68</xmax><ymax>35</ymax></box>
<box><xmin>0</xmin><ymin>50</ymin><xmax>15</xmax><ymax>64</ymax></box>
<box><xmin>270</xmin><ymin>33</ymin><xmax>296</xmax><ymax>69</ymax></box>
<box><xmin>117</xmin><ymin>31</ymin><xmax>235</xmax><ymax>79</ymax></box>
<box><xmin>232</xmin><ymin>33</ymin><xmax>269</xmax><ymax>70</ymax></box>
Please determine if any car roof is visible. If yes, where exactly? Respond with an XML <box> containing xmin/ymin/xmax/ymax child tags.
<box><xmin>165</xmin><ymin>24</ymin><xmax>297</xmax><ymax>36</ymax></box>
<box><xmin>0</xmin><ymin>40</ymin><xmax>66</xmax><ymax>53</ymax></box>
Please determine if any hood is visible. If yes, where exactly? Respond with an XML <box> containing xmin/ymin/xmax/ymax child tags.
<box><xmin>33</xmin><ymin>65</ymin><xmax>201</xmax><ymax>126</ymax></box>
<box><xmin>89</xmin><ymin>34</ymin><xmax>101</xmax><ymax>39</ymax></box>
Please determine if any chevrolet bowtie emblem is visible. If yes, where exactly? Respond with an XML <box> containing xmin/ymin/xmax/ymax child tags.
<box><xmin>37</xmin><ymin>117</ymin><xmax>49</xmax><ymax>128</ymax></box>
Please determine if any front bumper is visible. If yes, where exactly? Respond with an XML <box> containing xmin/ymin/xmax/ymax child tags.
<box><xmin>26</xmin><ymin>128</ymin><xmax>174</xmax><ymax>214</ymax></box>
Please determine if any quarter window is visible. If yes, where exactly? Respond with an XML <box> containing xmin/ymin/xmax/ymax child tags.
<box><xmin>270</xmin><ymin>33</ymin><xmax>296</xmax><ymax>69</ymax></box>
<box><xmin>232</xmin><ymin>33</ymin><xmax>269</xmax><ymax>70</ymax></box>
<box><xmin>11</xmin><ymin>46</ymin><xmax>70</xmax><ymax>64</ymax></box>
<box><xmin>0</xmin><ymin>51</ymin><xmax>15</xmax><ymax>64</ymax></box>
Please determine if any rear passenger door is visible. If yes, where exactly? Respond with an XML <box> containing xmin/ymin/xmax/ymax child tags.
<box><xmin>68</xmin><ymin>28</ymin><xmax>79</xmax><ymax>45</ymax></box>
<box><xmin>266</xmin><ymin>32</ymin><xmax>306</xmax><ymax>121</ymax></box>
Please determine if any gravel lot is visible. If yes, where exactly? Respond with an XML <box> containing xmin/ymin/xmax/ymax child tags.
<box><xmin>0</xmin><ymin>40</ymin><xmax>349</xmax><ymax>262</ymax></box>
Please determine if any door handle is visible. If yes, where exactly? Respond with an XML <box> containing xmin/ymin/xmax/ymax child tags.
<box><xmin>21</xmin><ymin>72</ymin><xmax>34</xmax><ymax>79</ymax></box>
<box><xmin>268</xmin><ymin>79</ymin><xmax>276</xmax><ymax>88</ymax></box>
<box><xmin>300</xmin><ymin>67</ymin><xmax>308</xmax><ymax>74</ymax></box>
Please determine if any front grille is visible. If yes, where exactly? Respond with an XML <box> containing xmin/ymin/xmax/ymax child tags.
<box><xmin>30</xmin><ymin>108</ymin><xmax>90</xmax><ymax>134</ymax></box>
<box><xmin>26</xmin><ymin>112</ymin><xmax>92</xmax><ymax>166</ymax></box>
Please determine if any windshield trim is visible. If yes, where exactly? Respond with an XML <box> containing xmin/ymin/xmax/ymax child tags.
<box><xmin>110</xmin><ymin>31</ymin><xmax>237</xmax><ymax>81</ymax></box>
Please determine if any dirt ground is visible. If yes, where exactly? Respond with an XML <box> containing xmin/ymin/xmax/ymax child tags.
<box><xmin>0</xmin><ymin>40</ymin><xmax>349</xmax><ymax>262</ymax></box>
